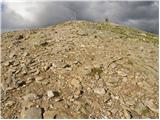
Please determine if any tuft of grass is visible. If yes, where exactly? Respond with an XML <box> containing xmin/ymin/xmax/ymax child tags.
<box><xmin>88</xmin><ymin>67</ymin><xmax>103</xmax><ymax>76</ymax></box>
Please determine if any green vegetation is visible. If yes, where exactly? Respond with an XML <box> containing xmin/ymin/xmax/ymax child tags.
<box><xmin>88</xmin><ymin>67</ymin><xmax>103</xmax><ymax>76</ymax></box>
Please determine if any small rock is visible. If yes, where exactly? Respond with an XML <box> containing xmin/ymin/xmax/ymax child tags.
<box><xmin>23</xmin><ymin>93</ymin><xmax>38</xmax><ymax>101</ymax></box>
<box><xmin>73</xmin><ymin>90</ymin><xmax>83</xmax><ymax>99</ymax></box>
<box><xmin>35</xmin><ymin>76</ymin><xmax>43</xmax><ymax>82</ymax></box>
<box><xmin>47</xmin><ymin>90</ymin><xmax>55</xmax><ymax>98</ymax></box>
<box><xmin>54</xmin><ymin>98</ymin><xmax>63</xmax><ymax>102</ymax></box>
<box><xmin>95</xmin><ymin>74</ymin><xmax>100</xmax><ymax>80</ymax></box>
<box><xmin>104</xmin><ymin>92</ymin><xmax>111</xmax><ymax>103</ymax></box>
<box><xmin>73</xmin><ymin>60</ymin><xmax>81</xmax><ymax>65</ymax></box>
<box><xmin>47</xmin><ymin>90</ymin><xmax>60</xmax><ymax>99</ymax></box>
<box><xmin>22</xmin><ymin>107</ymin><xmax>42</xmax><ymax>119</ymax></box>
<box><xmin>9</xmin><ymin>52</ymin><xmax>16</xmax><ymax>58</ymax></box>
<box><xmin>44</xmin><ymin>63</ymin><xmax>52</xmax><ymax>71</ymax></box>
<box><xmin>117</xmin><ymin>71</ymin><xmax>127</xmax><ymax>77</ymax></box>
<box><xmin>26</xmin><ymin>77</ymin><xmax>34</xmax><ymax>84</ymax></box>
<box><xmin>43</xmin><ymin>111</ymin><xmax>56</xmax><ymax>119</ymax></box>
<box><xmin>33</xmin><ymin>69</ymin><xmax>40</xmax><ymax>75</ymax></box>
<box><xmin>123</xmin><ymin>109</ymin><xmax>132</xmax><ymax>119</ymax></box>
<box><xmin>3</xmin><ymin>61</ymin><xmax>10</xmax><ymax>66</ymax></box>
<box><xmin>13</xmin><ymin>60</ymin><xmax>19</xmax><ymax>66</ymax></box>
<box><xmin>15</xmin><ymin>80</ymin><xmax>26</xmax><ymax>87</ymax></box>
<box><xmin>63</xmin><ymin>64</ymin><xmax>71</xmax><ymax>68</ymax></box>
<box><xmin>5</xmin><ymin>101</ymin><xmax>15</xmax><ymax>106</ymax></box>
<box><xmin>93</xmin><ymin>88</ymin><xmax>106</xmax><ymax>95</ymax></box>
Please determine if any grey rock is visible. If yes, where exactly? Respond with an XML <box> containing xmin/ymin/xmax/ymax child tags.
<box><xmin>22</xmin><ymin>107</ymin><xmax>42</xmax><ymax>119</ymax></box>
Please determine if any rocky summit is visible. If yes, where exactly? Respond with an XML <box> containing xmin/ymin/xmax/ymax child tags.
<box><xmin>1</xmin><ymin>20</ymin><xmax>159</xmax><ymax>119</ymax></box>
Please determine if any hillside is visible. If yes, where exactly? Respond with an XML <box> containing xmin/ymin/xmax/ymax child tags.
<box><xmin>1</xmin><ymin>20</ymin><xmax>159</xmax><ymax>119</ymax></box>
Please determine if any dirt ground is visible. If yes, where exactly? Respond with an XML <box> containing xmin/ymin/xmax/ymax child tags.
<box><xmin>1</xmin><ymin>21</ymin><xmax>159</xmax><ymax>119</ymax></box>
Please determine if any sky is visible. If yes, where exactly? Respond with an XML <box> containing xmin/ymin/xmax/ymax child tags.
<box><xmin>1</xmin><ymin>1</ymin><xmax>159</xmax><ymax>34</ymax></box>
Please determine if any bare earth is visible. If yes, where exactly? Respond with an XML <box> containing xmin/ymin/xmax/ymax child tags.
<box><xmin>1</xmin><ymin>21</ymin><xmax>159</xmax><ymax>119</ymax></box>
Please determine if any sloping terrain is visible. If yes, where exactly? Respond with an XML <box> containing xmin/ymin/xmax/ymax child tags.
<box><xmin>1</xmin><ymin>21</ymin><xmax>159</xmax><ymax>119</ymax></box>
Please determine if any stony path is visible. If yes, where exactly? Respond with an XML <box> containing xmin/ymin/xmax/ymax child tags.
<box><xmin>1</xmin><ymin>21</ymin><xmax>159</xmax><ymax>119</ymax></box>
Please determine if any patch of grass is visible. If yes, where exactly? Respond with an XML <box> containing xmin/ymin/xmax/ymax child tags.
<box><xmin>88</xmin><ymin>67</ymin><xmax>103</xmax><ymax>76</ymax></box>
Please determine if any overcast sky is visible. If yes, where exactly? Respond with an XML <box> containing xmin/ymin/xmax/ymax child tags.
<box><xmin>1</xmin><ymin>1</ymin><xmax>159</xmax><ymax>34</ymax></box>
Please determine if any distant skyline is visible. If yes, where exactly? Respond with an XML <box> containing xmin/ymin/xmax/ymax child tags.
<box><xmin>1</xmin><ymin>1</ymin><xmax>159</xmax><ymax>34</ymax></box>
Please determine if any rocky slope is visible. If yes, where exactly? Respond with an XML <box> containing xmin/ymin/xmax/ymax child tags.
<box><xmin>1</xmin><ymin>21</ymin><xmax>159</xmax><ymax>119</ymax></box>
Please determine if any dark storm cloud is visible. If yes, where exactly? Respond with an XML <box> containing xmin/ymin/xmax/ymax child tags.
<box><xmin>1</xmin><ymin>1</ymin><xmax>159</xmax><ymax>34</ymax></box>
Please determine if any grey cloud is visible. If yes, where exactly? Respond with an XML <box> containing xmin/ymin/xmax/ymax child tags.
<box><xmin>1</xmin><ymin>1</ymin><xmax>159</xmax><ymax>34</ymax></box>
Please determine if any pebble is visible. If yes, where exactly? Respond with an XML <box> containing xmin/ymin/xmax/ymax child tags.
<box><xmin>47</xmin><ymin>90</ymin><xmax>55</xmax><ymax>98</ymax></box>
<box><xmin>95</xmin><ymin>74</ymin><xmax>100</xmax><ymax>80</ymax></box>
<box><xmin>117</xmin><ymin>71</ymin><xmax>127</xmax><ymax>77</ymax></box>
<box><xmin>93</xmin><ymin>88</ymin><xmax>106</xmax><ymax>95</ymax></box>
<box><xmin>4</xmin><ymin>61</ymin><xmax>10</xmax><ymax>66</ymax></box>
<box><xmin>15</xmin><ymin>80</ymin><xmax>26</xmax><ymax>87</ymax></box>
<box><xmin>5</xmin><ymin>101</ymin><xmax>15</xmax><ymax>106</ymax></box>
<box><xmin>44</xmin><ymin>63</ymin><xmax>52</xmax><ymax>71</ymax></box>
<box><xmin>22</xmin><ymin>107</ymin><xmax>42</xmax><ymax>119</ymax></box>
<box><xmin>35</xmin><ymin>76</ymin><xmax>43</xmax><ymax>82</ymax></box>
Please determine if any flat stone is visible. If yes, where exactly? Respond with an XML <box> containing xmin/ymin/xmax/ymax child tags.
<box><xmin>43</xmin><ymin>111</ymin><xmax>56</xmax><ymax>119</ymax></box>
<box><xmin>23</xmin><ymin>93</ymin><xmax>38</xmax><ymax>101</ymax></box>
<box><xmin>93</xmin><ymin>88</ymin><xmax>106</xmax><ymax>95</ymax></box>
<box><xmin>35</xmin><ymin>76</ymin><xmax>43</xmax><ymax>82</ymax></box>
<box><xmin>22</xmin><ymin>107</ymin><xmax>42</xmax><ymax>119</ymax></box>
